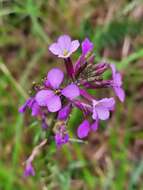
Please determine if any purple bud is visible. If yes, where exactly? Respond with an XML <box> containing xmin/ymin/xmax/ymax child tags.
<box><xmin>54</xmin><ymin>126</ymin><xmax>69</xmax><ymax>148</ymax></box>
<box><xmin>24</xmin><ymin>163</ymin><xmax>35</xmax><ymax>177</ymax></box>
<box><xmin>58</xmin><ymin>104</ymin><xmax>71</xmax><ymax>120</ymax></box>
<box><xmin>82</xmin><ymin>38</ymin><xmax>94</xmax><ymax>55</ymax></box>
<box><xmin>77</xmin><ymin>120</ymin><xmax>90</xmax><ymax>139</ymax></box>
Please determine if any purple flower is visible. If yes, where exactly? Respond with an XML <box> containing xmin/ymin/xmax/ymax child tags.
<box><xmin>92</xmin><ymin>98</ymin><xmax>115</xmax><ymax>120</ymax></box>
<box><xmin>81</xmin><ymin>38</ymin><xmax>94</xmax><ymax>56</ymax></box>
<box><xmin>110</xmin><ymin>64</ymin><xmax>125</xmax><ymax>102</ymax></box>
<box><xmin>35</xmin><ymin>68</ymin><xmax>79</xmax><ymax>112</ymax></box>
<box><xmin>54</xmin><ymin>126</ymin><xmax>69</xmax><ymax>148</ymax></box>
<box><xmin>49</xmin><ymin>35</ymin><xmax>80</xmax><ymax>58</ymax></box>
<box><xmin>24</xmin><ymin>162</ymin><xmax>35</xmax><ymax>177</ymax></box>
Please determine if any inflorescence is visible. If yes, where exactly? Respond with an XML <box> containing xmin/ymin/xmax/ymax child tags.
<box><xmin>19</xmin><ymin>35</ymin><xmax>125</xmax><ymax>176</ymax></box>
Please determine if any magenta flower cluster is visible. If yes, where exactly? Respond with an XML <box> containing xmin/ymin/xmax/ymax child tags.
<box><xmin>19</xmin><ymin>35</ymin><xmax>125</xmax><ymax>176</ymax></box>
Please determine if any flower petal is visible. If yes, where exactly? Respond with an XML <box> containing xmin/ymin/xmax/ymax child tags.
<box><xmin>91</xmin><ymin>120</ymin><xmax>99</xmax><ymax>131</ymax></box>
<box><xmin>58</xmin><ymin>35</ymin><xmax>71</xmax><ymax>51</ymax></box>
<box><xmin>92</xmin><ymin>108</ymin><xmax>98</xmax><ymax>120</ymax></box>
<box><xmin>49</xmin><ymin>43</ymin><xmax>62</xmax><ymax>55</ymax></box>
<box><xmin>70</xmin><ymin>40</ymin><xmax>80</xmax><ymax>53</ymax></box>
<box><xmin>47</xmin><ymin>95</ymin><xmax>62</xmax><ymax>112</ymax></box>
<box><xmin>77</xmin><ymin>120</ymin><xmax>90</xmax><ymax>139</ymax></box>
<box><xmin>114</xmin><ymin>73</ymin><xmax>122</xmax><ymax>86</ymax></box>
<box><xmin>96</xmin><ymin>107</ymin><xmax>110</xmax><ymax>120</ymax></box>
<box><xmin>31</xmin><ymin>102</ymin><xmax>41</xmax><ymax>117</ymax></box>
<box><xmin>62</xmin><ymin>84</ymin><xmax>80</xmax><ymax>100</ymax></box>
<box><xmin>114</xmin><ymin>87</ymin><xmax>125</xmax><ymax>102</ymax></box>
<box><xmin>19</xmin><ymin>98</ymin><xmax>32</xmax><ymax>113</ymax></box>
<box><xmin>110</xmin><ymin>63</ymin><xmax>116</xmax><ymax>78</ymax></box>
<box><xmin>98</xmin><ymin>98</ymin><xmax>115</xmax><ymax>110</ymax></box>
<box><xmin>35</xmin><ymin>90</ymin><xmax>54</xmax><ymax>106</ymax></box>
<box><xmin>47</xmin><ymin>68</ymin><xmax>64</xmax><ymax>89</ymax></box>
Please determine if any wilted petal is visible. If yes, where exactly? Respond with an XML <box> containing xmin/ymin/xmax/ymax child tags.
<box><xmin>82</xmin><ymin>38</ymin><xmax>94</xmax><ymax>55</ymax></box>
<box><xmin>47</xmin><ymin>68</ymin><xmax>64</xmax><ymax>89</ymax></box>
<box><xmin>47</xmin><ymin>95</ymin><xmax>61</xmax><ymax>112</ymax></box>
<box><xmin>114</xmin><ymin>87</ymin><xmax>125</xmax><ymax>102</ymax></box>
<box><xmin>77</xmin><ymin>120</ymin><xmax>90</xmax><ymax>139</ymax></box>
<box><xmin>62</xmin><ymin>84</ymin><xmax>80</xmax><ymax>100</ymax></box>
<box><xmin>58</xmin><ymin>104</ymin><xmax>71</xmax><ymax>120</ymax></box>
<box><xmin>91</xmin><ymin>120</ymin><xmax>99</xmax><ymax>131</ymax></box>
<box><xmin>70</xmin><ymin>40</ymin><xmax>80</xmax><ymax>53</ymax></box>
<box><xmin>35</xmin><ymin>90</ymin><xmax>54</xmax><ymax>106</ymax></box>
<box><xmin>49</xmin><ymin>43</ymin><xmax>62</xmax><ymax>55</ymax></box>
<box><xmin>96</xmin><ymin>107</ymin><xmax>110</xmax><ymax>120</ymax></box>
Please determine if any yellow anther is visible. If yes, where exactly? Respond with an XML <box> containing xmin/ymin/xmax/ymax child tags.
<box><xmin>63</xmin><ymin>49</ymin><xmax>68</xmax><ymax>56</ymax></box>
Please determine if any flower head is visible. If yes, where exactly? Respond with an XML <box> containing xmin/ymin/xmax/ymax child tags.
<box><xmin>35</xmin><ymin>68</ymin><xmax>79</xmax><ymax>112</ymax></box>
<box><xmin>24</xmin><ymin>162</ymin><xmax>35</xmax><ymax>177</ymax></box>
<box><xmin>19</xmin><ymin>35</ymin><xmax>125</xmax><ymax>172</ymax></box>
<box><xmin>110</xmin><ymin>64</ymin><xmax>125</xmax><ymax>102</ymax></box>
<box><xmin>49</xmin><ymin>35</ymin><xmax>80</xmax><ymax>58</ymax></box>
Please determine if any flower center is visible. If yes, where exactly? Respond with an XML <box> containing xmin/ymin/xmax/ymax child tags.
<box><xmin>55</xmin><ymin>89</ymin><xmax>61</xmax><ymax>95</ymax></box>
<box><xmin>63</xmin><ymin>49</ymin><xmax>69</xmax><ymax>56</ymax></box>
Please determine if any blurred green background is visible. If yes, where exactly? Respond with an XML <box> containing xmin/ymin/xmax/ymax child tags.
<box><xmin>0</xmin><ymin>0</ymin><xmax>143</xmax><ymax>189</ymax></box>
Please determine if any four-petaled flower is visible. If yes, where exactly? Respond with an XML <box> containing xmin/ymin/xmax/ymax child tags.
<box><xmin>35</xmin><ymin>68</ymin><xmax>80</xmax><ymax>112</ymax></box>
<box><xmin>49</xmin><ymin>35</ymin><xmax>80</xmax><ymax>58</ymax></box>
<box><xmin>92</xmin><ymin>98</ymin><xmax>115</xmax><ymax>121</ymax></box>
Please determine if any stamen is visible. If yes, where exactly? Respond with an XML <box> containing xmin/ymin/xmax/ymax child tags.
<box><xmin>63</xmin><ymin>49</ymin><xmax>69</xmax><ymax>56</ymax></box>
